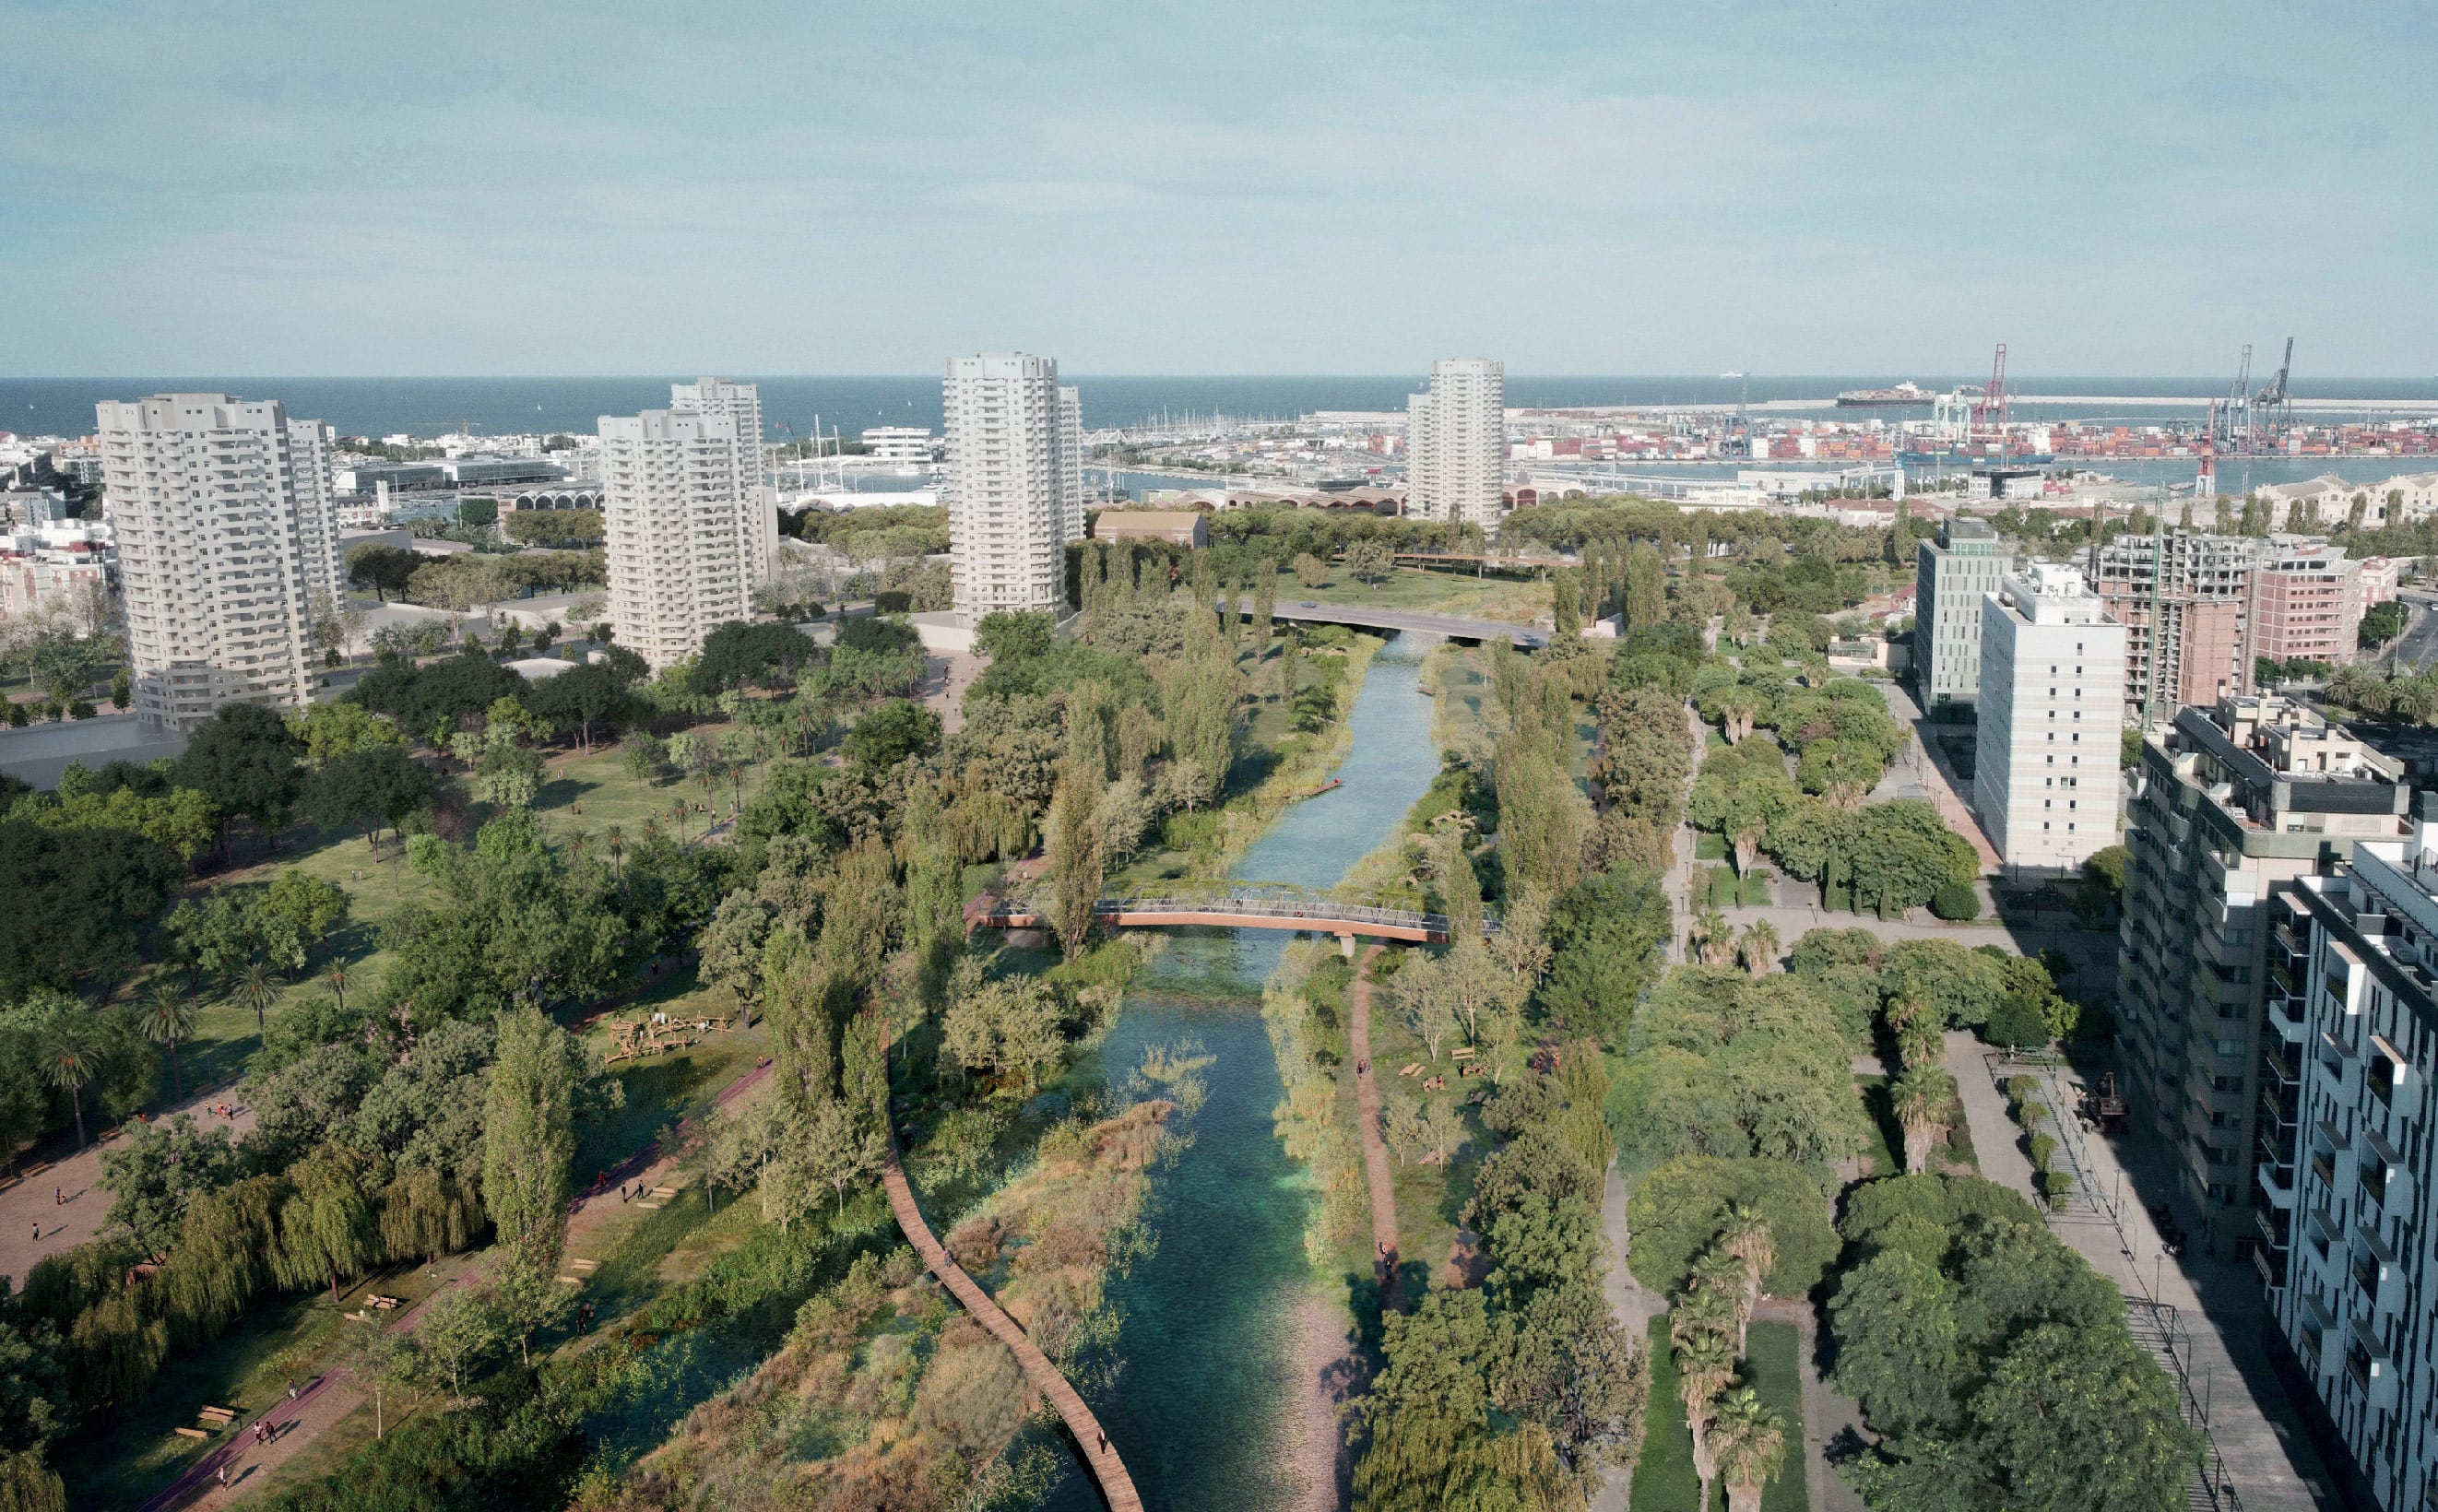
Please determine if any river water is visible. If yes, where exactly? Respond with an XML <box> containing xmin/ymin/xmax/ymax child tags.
<box><xmin>1045</xmin><ymin>632</ymin><xmax>1440</xmax><ymax>1512</ymax></box>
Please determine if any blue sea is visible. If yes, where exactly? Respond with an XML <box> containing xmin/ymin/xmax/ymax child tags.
<box><xmin>7</xmin><ymin>375</ymin><xmax>2435</xmax><ymax>443</ymax></box>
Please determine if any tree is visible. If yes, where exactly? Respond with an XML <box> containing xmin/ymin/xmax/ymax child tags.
<box><xmin>1624</xmin><ymin>1156</ymin><xmax>1839</xmax><ymax>1299</ymax></box>
<box><xmin>695</xmin><ymin>620</ymin><xmax>815</xmax><ymax>691</ymax></box>
<box><xmin>345</xmin><ymin>544</ymin><xmax>419</xmax><ymax>603</ymax></box>
<box><xmin>1384</xmin><ymin>951</ymin><xmax>1460</xmax><ymax>1062</ymax></box>
<box><xmin>337</xmin><ymin>1317</ymin><xmax>418</xmax><ymax>1439</ymax></box>
<box><xmin>291</xmin><ymin>702</ymin><xmax>404</xmax><ymax>766</ymax></box>
<box><xmin>698</xmin><ymin>891</ymin><xmax>775</xmax><ymax>1009</ymax></box>
<box><xmin>1292</xmin><ymin>551</ymin><xmax>1328</xmax><ymax>588</ymax></box>
<box><xmin>1710</xmin><ymin>1386</ymin><xmax>1786</xmax><ymax>1512</ymax></box>
<box><xmin>1720</xmin><ymin>1203</ymin><xmax>1775</xmax><ymax>1355</ymax></box>
<box><xmin>175</xmin><ymin>702</ymin><xmax>303</xmax><ymax>852</ymax></box>
<box><xmin>1892</xmin><ymin>1063</ymin><xmax>1957</xmax><ymax>1173</ymax></box>
<box><xmin>1343</xmin><ymin>538</ymin><xmax>1396</xmax><ymax>584</ymax></box>
<box><xmin>2361</xmin><ymin>600</ymin><xmax>2408</xmax><ymax>649</ymax></box>
<box><xmin>800</xmin><ymin>1095</ymin><xmax>886</xmax><ymax>1219</ymax></box>
<box><xmin>1044</xmin><ymin>765</ymin><xmax>1106</xmax><ymax>961</ymax></box>
<box><xmin>302</xmin><ymin>744</ymin><xmax>435</xmax><ymax>856</ymax></box>
<box><xmin>480</xmin><ymin>1006</ymin><xmax>575</xmax><ymax>1262</ymax></box>
<box><xmin>1738</xmin><ymin>919</ymin><xmax>1779</xmax><ymax>977</ymax></box>
<box><xmin>1675</xmin><ymin>1325</ymin><xmax>1738</xmax><ymax>1512</ymax></box>
<box><xmin>844</xmin><ymin>699</ymin><xmax>941</xmax><ymax>771</ymax></box>
<box><xmin>275</xmin><ymin>1146</ymin><xmax>377</xmax><ymax>1300</ymax></box>
<box><xmin>975</xmin><ymin>609</ymin><xmax>1054</xmax><ymax>664</ymax></box>
<box><xmin>487</xmin><ymin>1245</ymin><xmax>572</xmax><ymax>1367</ymax></box>
<box><xmin>97</xmin><ymin>1113</ymin><xmax>239</xmax><ymax>1253</ymax></box>
<box><xmin>412</xmin><ymin>1284</ymin><xmax>500</xmax><ymax>1400</ymax></box>
<box><xmin>377</xmin><ymin>1166</ymin><xmax>479</xmax><ymax>1267</ymax></box>
<box><xmin>1536</xmin><ymin>866</ymin><xmax>1672</xmax><ymax>1048</ymax></box>
<box><xmin>39</xmin><ymin>1018</ymin><xmax>98</xmax><ymax>1151</ymax></box>
<box><xmin>1971</xmin><ymin>1324</ymin><xmax>2199</xmax><ymax>1512</ymax></box>
<box><xmin>234</xmin><ymin>961</ymin><xmax>277</xmax><ymax>1034</ymax></box>
<box><xmin>136</xmin><ymin>983</ymin><xmax>195</xmax><ymax>1097</ymax></box>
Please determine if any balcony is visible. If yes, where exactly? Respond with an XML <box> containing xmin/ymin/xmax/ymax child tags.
<box><xmin>2256</xmin><ymin>1159</ymin><xmax>2296</xmax><ymax>1208</ymax></box>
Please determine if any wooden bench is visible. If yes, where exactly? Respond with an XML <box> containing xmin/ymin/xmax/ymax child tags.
<box><xmin>173</xmin><ymin>1427</ymin><xmax>210</xmax><ymax>1441</ymax></box>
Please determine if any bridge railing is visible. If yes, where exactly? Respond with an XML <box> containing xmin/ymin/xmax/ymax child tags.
<box><xmin>1100</xmin><ymin>894</ymin><xmax>1452</xmax><ymax>932</ymax></box>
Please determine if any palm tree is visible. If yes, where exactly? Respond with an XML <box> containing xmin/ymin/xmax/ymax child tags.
<box><xmin>137</xmin><ymin>984</ymin><xmax>197</xmax><ymax>1098</ymax></box>
<box><xmin>1885</xmin><ymin>995</ymin><xmax>1941</xmax><ymax>1071</ymax></box>
<box><xmin>328</xmin><ymin>962</ymin><xmax>350</xmax><ymax>1015</ymax></box>
<box><xmin>42</xmin><ymin>1018</ymin><xmax>100</xmax><ymax>1150</ymax></box>
<box><xmin>1893</xmin><ymin>1063</ymin><xmax>1959</xmax><ymax>1173</ymax></box>
<box><xmin>1710</xmin><ymin>1387</ymin><xmax>1787</xmax><ymax>1512</ymax></box>
<box><xmin>1738</xmin><ymin>919</ymin><xmax>1779</xmax><ymax>978</ymax></box>
<box><xmin>236</xmin><ymin>961</ymin><xmax>277</xmax><ymax>1034</ymax></box>
<box><xmin>1674</xmin><ymin>1328</ymin><xmax>1739</xmax><ymax>1512</ymax></box>
<box><xmin>1692</xmin><ymin>906</ymin><xmax>1736</xmax><ymax>967</ymax></box>
<box><xmin>1721</xmin><ymin>1205</ymin><xmax>1776</xmax><ymax>1354</ymax></box>
<box><xmin>1690</xmin><ymin>1248</ymin><xmax>1753</xmax><ymax>1347</ymax></box>
<box><xmin>605</xmin><ymin>823</ymin><xmax>624</xmax><ymax>882</ymax></box>
<box><xmin>1731</xmin><ymin>818</ymin><xmax>1769</xmax><ymax>875</ymax></box>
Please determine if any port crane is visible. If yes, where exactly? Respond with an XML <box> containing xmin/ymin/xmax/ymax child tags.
<box><xmin>2254</xmin><ymin>337</ymin><xmax>2295</xmax><ymax>453</ymax></box>
<box><xmin>1970</xmin><ymin>343</ymin><xmax>2009</xmax><ymax>441</ymax></box>
<box><xmin>1715</xmin><ymin>372</ymin><xmax>1752</xmax><ymax>459</ymax></box>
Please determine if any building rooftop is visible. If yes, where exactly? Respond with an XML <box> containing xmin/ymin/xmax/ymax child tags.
<box><xmin>2157</xmin><ymin>695</ymin><xmax>2408</xmax><ymax>831</ymax></box>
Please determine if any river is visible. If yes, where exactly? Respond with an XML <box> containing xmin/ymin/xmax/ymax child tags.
<box><xmin>1044</xmin><ymin>631</ymin><xmax>1440</xmax><ymax>1512</ymax></box>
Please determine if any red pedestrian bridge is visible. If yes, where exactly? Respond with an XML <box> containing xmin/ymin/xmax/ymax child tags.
<box><xmin>968</xmin><ymin>884</ymin><xmax>1493</xmax><ymax>946</ymax></box>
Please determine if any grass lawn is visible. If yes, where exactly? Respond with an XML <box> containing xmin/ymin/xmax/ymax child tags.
<box><xmin>1693</xmin><ymin>832</ymin><xmax>1727</xmax><ymax>861</ymax></box>
<box><xmin>1636</xmin><ymin>1316</ymin><xmax>1810</xmax><ymax>1512</ymax></box>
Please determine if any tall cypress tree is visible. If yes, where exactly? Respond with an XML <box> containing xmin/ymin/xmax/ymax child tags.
<box><xmin>481</xmin><ymin>1006</ymin><xmax>575</xmax><ymax>1262</ymax></box>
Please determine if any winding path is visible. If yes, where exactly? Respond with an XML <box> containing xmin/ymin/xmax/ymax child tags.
<box><xmin>877</xmin><ymin>1026</ymin><xmax>1143</xmax><ymax>1512</ymax></box>
<box><xmin>1346</xmin><ymin>945</ymin><xmax>1403</xmax><ymax>1311</ymax></box>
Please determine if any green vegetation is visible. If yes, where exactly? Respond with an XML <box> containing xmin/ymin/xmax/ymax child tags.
<box><xmin>1829</xmin><ymin>1175</ymin><xmax>2201</xmax><ymax>1510</ymax></box>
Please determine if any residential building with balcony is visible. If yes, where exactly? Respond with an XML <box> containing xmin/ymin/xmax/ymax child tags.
<box><xmin>941</xmin><ymin>352</ymin><xmax>1083</xmax><ymax>620</ymax></box>
<box><xmin>2116</xmin><ymin>694</ymin><xmax>2408</xmax><ymax>1257</ymax></box>
<box><xmin>598</xmin><ymin>408</ymin><xmax>764</xmax><ymax>669</ymax></box>
<box><xmin>1912</xmin><ymin>516</ymin><xmax>2006</xmax><ymax>710</ymax></box>
<box><xmin>95</xmin><ymin>393</ymin><xmax>341</xmax><ymax>730</ymax></box>
<box><xmin>1405</xmin><ymin>358</ymin><xmax>1506</xmax><ymax>532</ymax></box>
<box><xmin>2253</xmin><ymin>538</ymin><xmax>2371</xmax><ymax>669</ymax></box>
<box><xmin>2277</xmin><ymin>809</ymin><xmax>2438</xmax><ymax>1509</ymax></box>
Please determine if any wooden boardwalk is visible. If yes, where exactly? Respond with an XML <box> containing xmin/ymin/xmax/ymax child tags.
<box><xmin>877</xmin><ymin>1030</ymin><xmax>1143</xmax><ymax>1512</ymax></box>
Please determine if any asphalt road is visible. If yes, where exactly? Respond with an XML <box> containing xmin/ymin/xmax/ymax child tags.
<box><xmin>1267</xmin><ymin>599</ymin><xmax>1548</xmax><ymax>646</ymax></box>
<box><xmin>2388</xmin><ymin>592</ymin><xmax>2438</xmax><ymax>672</ymax></box>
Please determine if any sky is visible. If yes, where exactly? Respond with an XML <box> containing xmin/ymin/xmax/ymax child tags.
<box><xmin>2</xmin><ymin>0</ymin><xmax>2432</xmax><ymax>377</ymax></box>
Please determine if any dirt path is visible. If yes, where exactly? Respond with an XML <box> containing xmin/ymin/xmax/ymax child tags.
<box><xmin>1346</xmin><ymin>944</ymin><xmax>1403</xmax><ymax>1312</ymax></box>
<box><xmin>1</xmin><ymin>1083</ymin><xmax>256</xmax><ymax>1291</ymax></box>
<box><xmin>133</xmin><ymin>1058</ymin><xmax>776</xmax><ymax>1512</ymax></box>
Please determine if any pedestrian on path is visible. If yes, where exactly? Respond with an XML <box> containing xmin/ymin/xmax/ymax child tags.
<box><xmin>53</xmin><ymin>1187</ymin><xmax>61</xmax><ymax>1205</ymax></box>
<box><xmin>30</xmin><ymin>1223</ymin><xmax>39</xmax><ymax>1245</ymax></box>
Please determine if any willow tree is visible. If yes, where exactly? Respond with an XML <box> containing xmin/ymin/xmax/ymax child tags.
<box><xmin>378</xmin><ymin>1166</ymin><xmax>480</xmax><ymax>1267</ymax></box>
<box><xmin>276</xmin><ymin>1147</ymin><xmax>377</xmax><ymax>1301</ymax></box>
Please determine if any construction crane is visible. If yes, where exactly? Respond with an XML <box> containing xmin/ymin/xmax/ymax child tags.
<box><xmin>2253</xmin><ymin>337</ymin><xmax>2295</xmax><ymax>453</ymax></box>
<box><xmin>1970</xmin><ymin>343</ymin><xmax>2008</xmax><ymax>443</ymax></box>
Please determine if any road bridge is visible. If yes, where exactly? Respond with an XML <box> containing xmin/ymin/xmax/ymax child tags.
<box><xmin>970</xmin><ymin>886</ymin><xmax>1493</xmax><ymax>948</ymax></box>
<box><xmin>1255</xmin><ymin>598</ymin><xmax>1548</xmax><ymax>647</ymax></box>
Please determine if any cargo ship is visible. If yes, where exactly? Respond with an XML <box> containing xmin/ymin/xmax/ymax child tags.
<box><xmin>1835</xmin><ymin>381</ymin><xmax>1935</xmax><ymax>408</ymax></box>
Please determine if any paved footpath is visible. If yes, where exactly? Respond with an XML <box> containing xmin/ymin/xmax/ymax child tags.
<box><xmin>1</xmin><ymin>1082</ymin><xmax>256</xmax><ymax>1291</ymax></box>
<box><xmin>1345</xmin><ymin>944</ymin><xmax>1403</xmax><ymax>1311</ymax></box>
<box><xmin>1947</xmin><ymin>1044</ymin><xmax>2341</xmax><ymax>1512</ymax></box>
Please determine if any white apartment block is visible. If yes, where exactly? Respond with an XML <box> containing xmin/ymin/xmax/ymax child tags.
<box><xmin>1405</xmin><ymin>359</ymin><xmax>1506</xmax><ymax>531</ymax></box>
<box><xmin>96</xmin><ymin>394</ymin><xmax>341</xmax><ymax>731</ymax></box>
<box><xmin>1973</xmin><ymin>564</ymin><xmax>2126</xmax><ymax>870</ymax></box>
<box><xmin>2278</xmin><ymin>809</ymin><xmax>2438</xmax><ymax>1510</ymax></box>
<box><xmin>598</xmin><ymin>408</ymin><xmax>762</xmax><ymax>669</ymax></box>
<box><xmin>941</xmin><ymin>352</ymin><xmax>1082</xmax><ymax>620</ymax></box>
<box><xmin>670</xmin><ymin>377</ymin><xmax>778</xmax><ymax>586</ymax></box>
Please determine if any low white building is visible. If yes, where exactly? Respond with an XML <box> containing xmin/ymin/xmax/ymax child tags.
<box><xmin>1973</xmin><ymin>563</ymin><xmax>2126</xmax><ymax>871</ymax></box>
<box><xmin>861</xmin><ymin>427</ymin><xmax>934</xmax><ymax>463</ymax></box>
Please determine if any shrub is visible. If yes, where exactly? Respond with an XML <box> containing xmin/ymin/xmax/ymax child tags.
<box><xmin>2027</xmin><ymin>1132</ymin><xmax>2056</xmax><ymax>1172</ymax></box>
<box><xmin>2041</xmin><ymin>1170</ymin><xmax>2077</xmax><ymax>1199</ymax></box>
<box><xmin>1982</xmin><ymin>993</ymin><xmax>2049</xmax><ymax>1049</ymax></box>
<box><xmin>2005</xmin><ymin>1075</ymin><xmax>2039</xmax><ymax>1105</ymax></box>
<box><xmin>2015</xmin><ymin>1099</ymin><xmax>2048</xmax><ymax>1130</ymax></box>
<box><xmin>1929</xmin><ymin>882</ymin><xmax>1981</xmax><ymax>921</ymax></box>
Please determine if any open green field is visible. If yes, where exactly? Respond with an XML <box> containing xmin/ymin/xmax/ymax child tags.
<box><xmin>1268</xmin><ymin>562</ymin><xmax>1548</xmax><ymax>624</ymax></box>
<box><xmin>1636</xmin><ymin>1316</ymin><xmax>1809</xmax><ymax>1512</ymax></box>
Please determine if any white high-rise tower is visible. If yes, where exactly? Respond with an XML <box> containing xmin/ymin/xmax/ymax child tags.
<box><xmin>96</xmin><ymin>393</ymin><xmax>341</xmax><ymax>730</ymax></box>
<box><xmin>599</xmin><ymin>406</ymin><xmax>761</xmax><ymax>669</ymax></box>
<box><xmin>1406</xmin><ymin>359</ymin><xmax>1506</xmax><ymax>530</ymax></box>
<box><xmin>942</xmin><ymin>352</ymin><xmax>1082</xmax><ymax>620</ymax></box>
<box><xmin>669</xmin><ymin>377</ymin><xmax>778</xmax><ymax>587</ymax></box>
